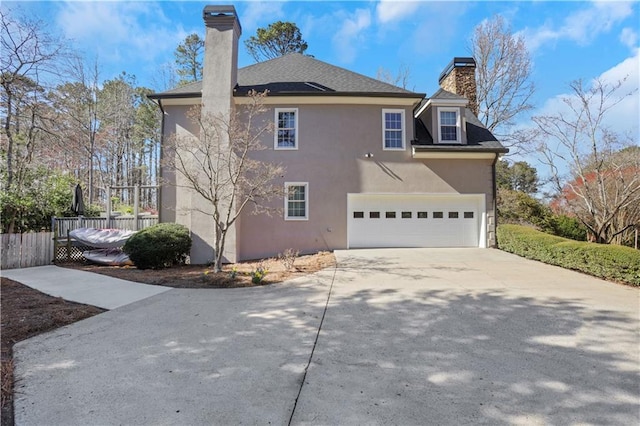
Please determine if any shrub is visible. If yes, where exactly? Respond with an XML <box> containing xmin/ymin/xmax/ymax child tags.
<box><xmin>498</xmin><ymin>224</ymin><xmax>640</xmax><ymax>286</ymax></box>
<box><xmin>250</xmin><ymin>264</ymin><xmax>268</xmax><ymax>284</ymax></box>
<box><xmin>547</xmin><ymin>214</ymin><xmax>588</xmax><ymax>241</ymax></box>
<box><xmin>123</xmin><ymin>223</ymin><xmax>192</xmax><ymax>269</ymax></box>
<box><xmin>278</xmin><ymin>248</ymin><xmax>299</xmax><ymax>271</ymax></box>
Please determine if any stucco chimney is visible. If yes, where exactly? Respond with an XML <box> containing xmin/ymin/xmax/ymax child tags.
<box><xmin>201</xmin><ymin>5</ymin><xmax>242</xmax><ymax>114</ymax></box>
<box><xmin>188</xmin><ymin>5</ymin><xmax>242</xmax><ymax>264</ymax></box>
<box><xmin>438</xmin><ymin>57</ymin><xmax>478</xmax><ymax>116</ymax></box>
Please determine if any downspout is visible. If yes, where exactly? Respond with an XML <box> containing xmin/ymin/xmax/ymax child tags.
<box><xmin>156</xmin><ymin>98</ymin><xmax>166</xmax><ymax>223</ymax></box>
<box><xmin>492</xmin><ymin>153</ymin><xmax>499</xmax><ymax>248</ymax></box>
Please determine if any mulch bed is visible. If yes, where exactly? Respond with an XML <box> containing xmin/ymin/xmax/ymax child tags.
<box><xmin>61</xmin><ymin>251</ymin><xmax>336</xmax><ymax>288</ymax></box>
<box><xmin>1</xmin><ymin>277</ymin><xmax>106</xmax><ymax>426</ymax></box>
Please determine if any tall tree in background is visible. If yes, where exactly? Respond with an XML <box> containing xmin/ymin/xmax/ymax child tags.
<box><xmin>1</xmin><ymin>8</ymin><xmax>66</xmax><ymax>189</ymax></box>
<box><xmin>534</xmin><ymin>78</ymin><xmax>639</xmax><ymax>245</ymax></box>
<box><xmin>245</xmin><ymin>21</ymin><xmax>308</xmax><ymax>62</ymax></box>
<box><xmin>376</xmin><ymin>63</ymin><xmax>413</xmax><ymax>90</ymax></box>
<box><xmin>496</xmin><ymin>160</ymin><xmax>539</xmax><ymax>194</ymax></box>
<box><xmin>50</xmin><ymin>57</ymin><xmax>100</xmax><ymax>203</ymax></box>
<box><xmin>174</xmin><ymin>33</ymin><xmax>204</xmax><ymax>86</ymax></box>
<box><xmin>471</xmin><ymin>15</ymin><xmax>535</xmax><ymax>154</ymax></box>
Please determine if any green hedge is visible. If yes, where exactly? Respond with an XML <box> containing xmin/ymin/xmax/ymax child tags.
<box><xmin>498</xmin><ymin>224</ymin><xmax>640</xmax><ymax>286</ymax></box>
<box><xmin>123</xmin><ymin>223</ymin><xmax>192</xmax><ymax>270</ymax></box>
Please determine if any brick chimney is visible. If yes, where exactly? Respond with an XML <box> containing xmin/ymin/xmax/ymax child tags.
<box><xmin>188</xmin><ymin>5</ymin><xmax>242</xmax><ymax>264</ymax></box>
<box><xmin>438</xmin><ymin>57</ymin><xmax>478</xmax><ymax>116</ymax></box>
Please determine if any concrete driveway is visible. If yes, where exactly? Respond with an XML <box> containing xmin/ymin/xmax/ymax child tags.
<box><xmin>14</xmin><ymin>249</ymin><xmax>640</xmax><ymax>425</ymax></box>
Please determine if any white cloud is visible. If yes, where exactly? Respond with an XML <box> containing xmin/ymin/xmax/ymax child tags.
<box><xmin>597</xmin><ymin>48</ymin><xmax>640</xmax><ymax>137</ymax></box>
<box><xmin>519</xmin><ymin>1</ymin><xmax>635</xmax><ymax>52</ymax></box>
<box><xmin>55</xmin><ymin>1</ymin><xmax>189</xmax><ymax>75</ymax></box>
<box><xmin>332</xmin><ymin>8</ymin><xmax>372</xmax><ymax>63</ymax></box>
<box><xmin>239</xmin><ymin>1</ymin><xmax>286</xmax><ymax>34</ymax></box>
<box><xmin>620</xmin><ymin>27</ymin><xmax>638</xmax><ymax>49</ymax></box>
<box><xmin>526</xmin><ymin>48</ymin><xmax>639</xmax><ymax>143</ymax></box>
<box><xmin>376</xmin><ymin>0</ymin><xmax>420</xmax><ymax>24</ymax></box>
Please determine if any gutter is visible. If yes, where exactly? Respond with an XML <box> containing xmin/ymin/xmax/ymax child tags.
<box><xmin>156</xmin><ymin>98</ymin><xmax>166</xmax><ymax>223</ymax></box>
<box><xmin>148</xmin><ymin>91</ymin><xmax>426</xmax><ymax>101</ymax></box>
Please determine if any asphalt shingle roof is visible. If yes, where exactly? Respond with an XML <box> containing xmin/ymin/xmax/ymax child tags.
<box><xmin>151</xmin><ymin>53</ymin><xmax>423</xmax><ymax>98</ymax></box>
<box><xmin>413</xmin><ymin>109</ymin><xmax>508</xmax><ymax>153</ymax></box>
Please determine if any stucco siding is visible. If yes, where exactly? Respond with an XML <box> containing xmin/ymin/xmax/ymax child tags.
<box><xmin>236</xmin><ymin>104</ymin><xmax>495</xmax><ymax>260</ymax></box>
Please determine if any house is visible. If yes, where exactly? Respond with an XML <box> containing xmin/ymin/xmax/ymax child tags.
<box><xmin>149</xmin><ymin>5</ymin><xmax>508</xmax><ymax>264</ymax></box>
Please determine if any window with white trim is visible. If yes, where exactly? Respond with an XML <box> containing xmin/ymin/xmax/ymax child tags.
<box><xmin>275</xmin><ymin>108</ymin><xmax>298</xmax><ymax>149</ymax></box>
<box><xmin>285</xmin><ymin>182</ymin><xmax>308</xmax><ymax>220</ymax></box>
<box><xmin>437</xmin><ymin>107</ymin><xmax>461</xmax><ymax>143</ymax></box>
<box><xmin>382</xmin><ymin>109</ymin><xmax>405</xmax><ymax>150</ymax></box>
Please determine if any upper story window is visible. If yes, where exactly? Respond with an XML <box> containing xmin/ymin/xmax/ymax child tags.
<box><xmin>438</xmin><ymin>107</ymin><xmax>461</xmax><ymax>143</ymax></box>
<box><xmin>275</xmin><ymin>108</ymin><xmax>298</xmax><ymax>150</ymax></box>
<box><xmin>382</xmin><ymin>109</ymin><xmax>405</xmax><ymax>150</ymax></box>
<box><xmin>285</xmin><ymin>182</ymin><xmax>308</xmax><ymax>220</ymax></box>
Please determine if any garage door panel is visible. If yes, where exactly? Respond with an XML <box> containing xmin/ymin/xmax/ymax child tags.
<box><xmin>348</xmin><ymin>194</ymin><xmax>481</xmax><ymax>248</ymax></box>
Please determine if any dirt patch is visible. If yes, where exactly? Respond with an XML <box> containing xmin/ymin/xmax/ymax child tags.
<box><xmin>61</xmin><ymin>251</ymin><xmax>336</xmax><ymax>288</ymax></box>
<box><xmin>1</xmin><ymin>277</ymin><xmax>105</xmax><ymax>426</ymax></box>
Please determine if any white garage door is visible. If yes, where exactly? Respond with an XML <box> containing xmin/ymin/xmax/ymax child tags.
<box><xmin>348</xmin><ymin>194</ymin><xmax>484</xmax><ymax>248</ymax></box>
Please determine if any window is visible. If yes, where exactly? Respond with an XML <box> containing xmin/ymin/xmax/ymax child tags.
<box><xmin>417</xmin><ymin>212</ymin><xmax>428</xmax><ymax>219</ymax></box>
<box><xmin>382</xmin><ymin>109</ymin><xmax>405</xmax><ymax>150</ymax></box>
<box><xmin>385</xmin><ymin>211</ymin><xmax>396</xmax><ymax>219</ymax></box>
<box><xmin>285</xmin><ymin>183</ymin><xmax>308</xmax><ymax>220</ymax></box>
<box><xmin>353</xmin><ymin>211</ymin><xmax>364</xmax><ymax>219</ymax></box>
<box><xmin>437</xmin><ymin>108</ymin><xmax>461</xmax><ymax>143</ymax></box>
<box><xmin>448</xmin><ymin>212</ymin><xmax>459</xmax><ymax>219</ymax></box>
<box><xmin>370</xmin><ymin>212</ymin><xmax>380</xmax><ymax>219</ymax></box>
<box><xmin>433</xmin><ymin>211</ymin><xmax>444</xmax><ymax>219</ymax></box>
<box><xmin>464</xmin><ymin>212</ymin><xmax>474</xmax><ymax>219</ymax></box>
<box><xmin>275</xmin><ymin>108</ymin><xmax>298</xmax><ymax>149</ymax></box>
<box><xmin>401</xmin><ymin>211</ymin><xmax>412</xmax><ymax>219</ymax></box>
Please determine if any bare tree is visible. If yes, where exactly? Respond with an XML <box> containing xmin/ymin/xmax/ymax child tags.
<box><xmin>165</xmin><ymin>91</ymin><xmax>285</xmax><ymax>271</ymax></box>
<box><xmin>471</xmin><ymin>15</ymin><xmax>535</xmax><ymax>153</ymax></box>
<box><xmin>50</xmin><ymin>57</ymin><xmax>101</xmax><ymax>203</ymax></box>
<box><xmin>534</xmin><ymin>78</ymin><xmax>640</xmax><ymax>244</ymax></box>
<box><xmin>376</xmin><ymin>63</ymin><xmax>413</xmax><ymax>90</ymax></box>
<box><xmin>1</xmin><ymin>8</ymin><xmax>67</xmax><ymax>189</ymax></box>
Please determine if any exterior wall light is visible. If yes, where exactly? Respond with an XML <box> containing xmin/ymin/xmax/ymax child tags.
<box><xmin>364</xmin><ymin>152</ymin><xmax>374</xmax><ymax>159</ymax></box>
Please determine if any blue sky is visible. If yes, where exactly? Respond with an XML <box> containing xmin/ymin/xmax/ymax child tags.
<box><xmin>5</xmin><ymin>0</ymin><xmax>639</xmax><ymax>160</ymax></box>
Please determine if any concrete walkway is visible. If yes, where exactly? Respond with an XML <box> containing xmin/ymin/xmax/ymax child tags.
<box><xmin>12</xmin><ymin>249</ymin><xmax>640</xmax><ymax>425</ymax></box>
<box><xmin>2</xmin><ymin>265</ymin><xmax>171</xmax><ymax>309</ymax></box>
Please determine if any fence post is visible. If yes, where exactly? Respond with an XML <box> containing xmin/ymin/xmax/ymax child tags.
<box><xmin>134</xmin><ymin>184</ymin><xmax>140</xmax><ymax>231</ymax></box>
<box><xmin>66</xmin><ymin>229</ymin><xmax>72</xmax><ymax>262</ymax></box>
<box><xmin>106</xmin><ymin>187</ymin><xmax>112</xmax><ymax>229</ymax></box>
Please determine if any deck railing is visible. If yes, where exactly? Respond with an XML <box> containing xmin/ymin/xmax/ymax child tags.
<box><xmin>51</xmin><ymin>215</ymin><xmax>159</xmax><ymax>262</ymax></box>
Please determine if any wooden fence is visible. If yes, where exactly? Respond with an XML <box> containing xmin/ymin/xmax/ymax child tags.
<box><xmin>1</xmin><ymin>232</ymin><xmax>54</xmax><ymax>269</ymax></box>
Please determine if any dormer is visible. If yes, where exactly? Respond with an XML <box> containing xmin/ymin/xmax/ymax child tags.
<box><xmin>415</xmin><ymin>89</ymin><xmax>469</xmax><ymax>145</ymax></box>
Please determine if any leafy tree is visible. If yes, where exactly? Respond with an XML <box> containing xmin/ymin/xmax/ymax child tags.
<box><xmin>174</xmin><ymin>33</ymin><xmax>203</xmax><ymax>86</ymax></box>
<box><xmin>164</xmin><ymin>91</ymin><xmax>285</xmax><ymax>271</ymax></box>
<box><xmin>534</xmin><ymin>78</ymin><xmax>639</xmax><ymax>244</ymax></box>
<box><xmin>245</xmin><ymin>21</ymin><xmax>308</xmax><ymax>62</ymax></box>
<box><xmin>496</xmin><ymin>160</ymin><xmax>538</xmax><ymax>194</ymax></box>
<box><xmin>470</xmin><ymin>15</ymin><xmax>535</xmax><ymax>154</ymax></box>
<box><xmin>0</xmin><ymin>167</ymin><xmax>76</xmax><ymax>232</ymax></box>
